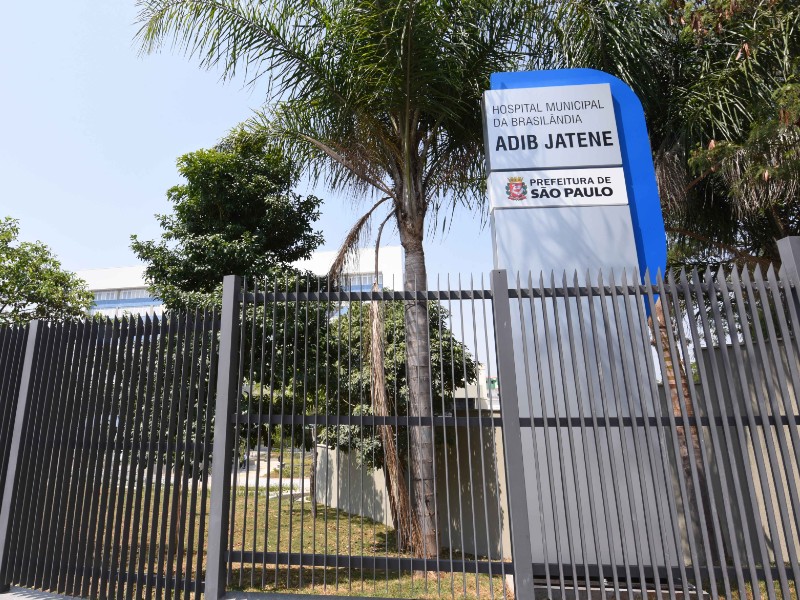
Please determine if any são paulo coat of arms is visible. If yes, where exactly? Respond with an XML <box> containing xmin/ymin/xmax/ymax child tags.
<box><xmin>505</xmin><ymin>176</ymin><xmax>527</xmax><ymax>201</ymax></box>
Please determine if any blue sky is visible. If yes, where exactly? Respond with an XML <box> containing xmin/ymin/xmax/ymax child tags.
<box><xmin>0</xmin><ymin>2</ymin><xmax>494</xmax><ymax>281</ymax></box>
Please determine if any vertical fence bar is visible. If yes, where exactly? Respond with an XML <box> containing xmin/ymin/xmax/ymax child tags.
<box><xmin>206</xmin><ymin>275</ymin><xmax>242</xmax><ymax>600</ymax></box>
<box><xmin>517</xmin><ymin>274</ymin><xmax>556</xmax><ymax>599</ymax></box>
<box><xmin>540</xmin><ymin>274</ymin><xmax>579</xmax><ymax>594</ymax></box>
<box><xmin>128</xmin><ymin>315</ymin><xmax>159</xmax><ymax>599</ymax></box>
<box><xmin>196</xmin><ymin>309</ymin><xmax>220</xmax><ymax>600</ymax></box>
<box><xmin>0</xmin><ymin>327</ymin><xmax>25</xmax><ymax>522</ymax></box>
<box><xmin>90</xmin><ymin>318</ymin><xmax>126</xmax><ymax>598</ymax></box>
<box><xmin>0</xmin><ymin>320</ymin><xmax>39</xmax><ymax>590</ymax></box>
<box><xmin>145</xmin><ymin>315</ymin><xmax>176</xmax><ymax>599</ymax></box>
<box><xmin>613</xmin><ymin>271</ymin><xmax>667</xmax><ymax>597</ymax></box>
<box><xmin>66</xmin><ymin>317</ymin><xmax>105</xmax><ymax>593</ymax></box>
<box><xmin>261</xmin><ymin>275</ymin><xmax>278</xmax><ymax>589</ymax></box>
<box><xmin>184</xmin><ymin>310</ymin><xmax>210</xmax><ymax>595</ymax></box>
<box><xmin>489</xmin><ymin>270</ymin><xmax>534</xmax><ymax>599</ymax></box>
<box><xmin>563</xmin><ymin>273</ymin><xmax>611</xmax><ymax>600</ymax></box>
<box><xmin>729</xmin><ymin>267</ymin><xmax>793</xmax><ymax>599</ymax></box>
<box><xmin>581</xmin><ymin>273</ymin><xmax>626</xmax><ymax>599</ymax></box>
<box><xmin>665</xmin><ymin>270</ymin><xmax>719</xmax><ymax>598</ymax></box>
<box><xmin>778</xmin><ymin>236</ymin><xmax>800</xmax><ymax>285</ymax></box>
<box><xmin>51</xmin><ymin>319</ymin><xmax>90</xmax><ymax>592</ymax></box>
<box><xmin>230</xmin><ymin>277</ymin><xmax>247</xmax><ymax>585</ymax></box>
<box><xmin>0</xmin><ymin>327</ymin><xmax>26</xmax><ymax>511</ymax></box>
<box><xmin>34</xmin><ymin>320</ymin><xmax>72</xmax><ymax>589</ymax></box>
<box><xmin>706</xmin><ymin>268</ymin><xmax>768</xmax><ymax>597</ymax></box>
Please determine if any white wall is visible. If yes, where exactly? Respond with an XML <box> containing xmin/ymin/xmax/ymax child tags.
<box><xmin>314</xmin><ymin>421</ymin><xmax>512</xmax><ymax>560</ymax></box>
<box><xmin>294</xmin><ymin>246</ymin><xmax>404</xmax><ymax>289</ymax></box>
<box><xmin>76</xmin><ymin>265</ymin><xmax>148</xmax><ymax>290</ymax></box>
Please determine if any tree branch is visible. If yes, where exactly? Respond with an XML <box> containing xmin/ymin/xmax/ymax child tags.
<box><xmin>684</xmin><ymin>164</ymin><xmax>718</xmax><ymax>193</ymax></box>
<box><xmin>296</xmin><ymin>134</ymin><xmax>394</xmax><ymax>197</ymax></box>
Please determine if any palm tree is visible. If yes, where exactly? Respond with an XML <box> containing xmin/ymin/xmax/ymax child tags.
<box><xmin>136</xmin><ymin>0</ymin><xmax>543</xmax><ymax>558</ymax></box>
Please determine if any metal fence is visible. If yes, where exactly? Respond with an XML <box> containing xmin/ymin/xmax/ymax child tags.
<box><xmin>504</xmin><ymin>264</ymin><xmax>800</xmax><ymax>600</ymax></box>
<box><xmin>224</xmin><ymin>275</ymin><xmax>514</xmax><ymax>598</ymax></box>
<box><xmin>0</xmin><ymin>261</ymin><xmax>798</xmax><ymax>600</ymax></box>
<box><xmin>0</xmin><ymin>325</ymin><xmax>28</xmax><ymax>509</ymax></box>
<box><xmin>0</xmin><ymin>312</ymin><xmax>220</xmax><ymax>598</ymax></box>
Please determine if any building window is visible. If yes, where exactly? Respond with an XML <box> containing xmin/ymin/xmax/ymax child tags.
<box><xmin>94</xmin><ymin>290</ymin><xmax>117</xmax><ymax>301</ymax></box>
<box><xmin>342</xmin><ymin>272</ymin><xmax>383</xmax><ymax>290</ymax></box>
<box><xmin>119</xmin><ymin>288</ymin><xmax>151</xmax><ymax>300</ymax></box>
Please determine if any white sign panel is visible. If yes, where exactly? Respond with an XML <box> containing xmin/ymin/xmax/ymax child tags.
<box><xmin>482</xmin><ymin>83</ymin><xmax>621</xmax><ymax>171</ymax></box>
<box><xmin>488</xmin><ymin>167</ymin><xmax>629</xmax><ymax>209</ymax></box>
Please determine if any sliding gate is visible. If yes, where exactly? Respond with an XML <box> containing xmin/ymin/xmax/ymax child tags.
<box><xmin>501</xmin><ymin>265</ymin><xmax>800</xmax><ymax>600</ymax></box>
<box><xmin>223</xmin><ymin>266</ymin><xmax>800</xmax><ymax>599</ymax></box>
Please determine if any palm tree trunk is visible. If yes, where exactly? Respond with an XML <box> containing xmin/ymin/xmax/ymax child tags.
<box><xmin>401</xmin><ymin>237</ymin><xmax>438</xmax><ymax>559</ymax></box>
<box><xmin>370</xmin><ymin>287</ymin><xmax>420</xmax><ymax>551</ymax></box>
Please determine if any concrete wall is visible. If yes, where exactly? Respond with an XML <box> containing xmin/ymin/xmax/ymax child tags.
<box><xmin>314</xmin><ymin>444</ymin><xmax>393</xmax><ymax>527</ymax></box>
<box><xmin>314</xmin><ymin>420</ymin><xmax>512</xmax><ymax>560</ymax></box>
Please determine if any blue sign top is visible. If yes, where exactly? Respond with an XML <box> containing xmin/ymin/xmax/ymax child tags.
<box><xmin>491</xmin><ymin>68</ymin><xmax>667</xmax><ymax>281</ymax></box>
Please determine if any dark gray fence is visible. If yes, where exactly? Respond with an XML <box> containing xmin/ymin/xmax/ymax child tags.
<box><xmin>505</xmin><ymin>265</ymin><xmax>800</xmax><ymax>600</ymax></box>
<box><xmin>222</xmin><ymin>275</ymin><xmax>515</xmax><ymax>599</ymax></box>
<box><xmin>0</xmin><ymin>313</ymin><xmax>220</xmax><ymax>598</ymax></box>
<box><xmin>0</xmin><ymin>261</ymin><xmax>798</xmax><ymax>600</ymax></box>
<box><xmin>0</xmin><ymin>325</ymin><xmax>28</xmax><ymax>509</ymax></box>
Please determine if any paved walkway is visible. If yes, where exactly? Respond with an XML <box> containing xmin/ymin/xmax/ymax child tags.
<box><xmin>0</xmin><ymin>590</ymin><xmax>396</xmax><ymax>600</ymax></box>
<box><xmin>0</xmin><ymin>589</ymin><xmax>79</xmax><ymax>599</ymax></box>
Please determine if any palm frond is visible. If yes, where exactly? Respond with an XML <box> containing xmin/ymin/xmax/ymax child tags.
<box><xmin>328</xmin><ymin>196</ymin><xmax>390</xmax><ymax>281</ymax></box>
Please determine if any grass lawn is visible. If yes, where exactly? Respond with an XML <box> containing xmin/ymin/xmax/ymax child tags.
<box><xmin>18</xmin><ymin>480</ymin><xmax>794</xmax><ymax>600</ymax></box>
<box><xmin>274</xmin><ymin>451</ymin><xmax>314</xmax><ymax>479</ymax></box>
<box><xmin>72</xmin><ymin>482</ymin><xmax>509</xmax><ymax>599</ymax></box>
<box><xmin>228</xmin><ymin>487</ymin><xmax>513</xmax><ymax>599</ymax></box>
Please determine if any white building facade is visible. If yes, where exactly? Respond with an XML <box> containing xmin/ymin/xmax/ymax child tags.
<box><xmin>294</xmin><ymin>246</ymin><xmax>403</xmax><ymax>291</ymax></box>
<box><xmin>76</xmin><ymin>266</ymin><xmax>163</xmax><ymax>318</ymax></box>
<box><xmin>78</xmin><ymin>246</ymin><xmax>404</xmax><ymax>317</ymax></box>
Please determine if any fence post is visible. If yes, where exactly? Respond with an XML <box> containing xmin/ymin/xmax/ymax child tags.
<box><xmin>206</xmin><ymin>276</ymin><xmax>241</xmax><ymax>600</ymax></box>
<box><xmin>778</xmin><ymin>237</ymin><xmax>800</xmax><ymax>319</ymax></box>
<box><xmin>0</xmin><ymin>321</ymin><xmax>40</xmax><ymax>591</ymax></box>
<box><xmin>490</xmin><ymin>270</ymin><xmax>534</xmax><ymax>598</ymax></box>
<box><xmin>778</xmin><ymin>236</ymin><xmax>800</xmax><ymax>283</ymax></box>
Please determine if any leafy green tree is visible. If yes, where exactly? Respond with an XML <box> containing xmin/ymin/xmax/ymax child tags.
<box><xmin>131</xmin><ymin>130</ymin><xmax>330</xmax><ymax>489</ymax></box>
<box><xmin>675</xmin><ymin>83</ymin><xmax>800</xmax><ymax>266</ymax></box>
<box><xmin>0</xmin><ymin>217</ymin><xmax>92</xmax><ymax>325</ymax></box>
<box><xmin>660</xmin><ymin>1</ymin><xmax>800</xmax><ymax>267</ymax></box>
<box><xmin>237</xmin><ymin>295</ymin><xmax>478</xmax><ymax>548</ymax></box>
<box><xmin>555</xmin><ymin>0</ymin><xmax>800</xmax><ymax>267</ymax></box>
<box><xmin>131</xmin><ymin>128</ymin><xmax>324</xmax><ymax>309</ymax></box>
<box><xmin>535</xmin><ymin>0</ymin><xmax>798</xmax><ymax>267</ymax></box>
<box><xmin>136</xmin><ymin>0</ymin><xmax>538</xmax><ymax>557</ymax></box>
<box><xmin>319</xmin><ymin>299</ymin><xmax>476</xmax><ymax>467</ymax></box>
